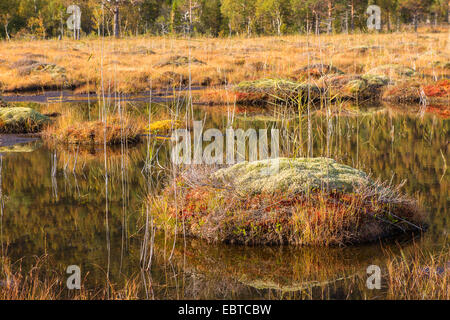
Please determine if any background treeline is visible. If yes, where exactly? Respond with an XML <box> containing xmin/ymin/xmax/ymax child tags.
<box><xmin>0</xmin><ymin>0</ymin><xmax>449</xmax><ymax>39</ymax></box>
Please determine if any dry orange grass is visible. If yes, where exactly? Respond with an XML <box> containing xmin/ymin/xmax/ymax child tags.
<box><xmin>42</xmin><ymin>106</ymin><xmax>143</xmax><ymax>145</ymax></box>
<box><xmin>0</xmin><ymin>28</ymin><xmax>448</xmax><ymax>94</ymax></box>
<box><xmin>0</xmin><ymin>255</ymin><xmax>145</xmax><ymax>300</ymax></box>
<box><xmin>386</xmin><ymin>244</ymin><xmax>449</xmax><ymax>300</ymax></box>
<box><xmin>43</xmin><ymin>117</ymin><xmax>142</xmax><ymax>145</ymax></box>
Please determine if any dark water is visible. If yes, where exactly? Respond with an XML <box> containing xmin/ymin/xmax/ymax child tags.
<box><xmin>0</xmin><ymin>102</ymin><xmax>448</xmax><ymax>299</ymax></box>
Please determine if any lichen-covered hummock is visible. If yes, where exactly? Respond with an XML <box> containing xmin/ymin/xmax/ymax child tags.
<box><xmin>154</xmin><ymin>157</ymin><xmax>426</xmax><ymax>246</ymax></box>
<box><xmin>234</xmin><ymin>79</ymin><xmax>318</xmax><ymax>96</ymax></box>
<box><xmin>0</xmin><ymin>107</ymin><xmax>51</xmax><ymax>133</ymax></box>
<box><xmin>340</xmin><ymin>75</ymin><xmax>388</xmax><ymax>98</ymax></box>
<box><xmin>232</xmin><ymin>79</ymin><xmax>322</xmax><ymax>106</ymax></box>
<box><xmin>365</xmin><ymin>64</ymin><xmax>415</xmax><ymax>80</ymax></box>
<box><xmin>212</xmin><ymin>157</ymin><xmax>369</xmax><ymax>195</ymax></box>
<box><xmin>319</xmin><ymin>74</ymin><xmax>389</xmax><ymax>100</ymax></box>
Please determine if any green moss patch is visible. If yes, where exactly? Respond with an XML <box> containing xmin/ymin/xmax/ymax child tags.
<box><xmin>0</xmin><ymin>107</ymin><xmax>51</xmax><ymax>133</ymax></box>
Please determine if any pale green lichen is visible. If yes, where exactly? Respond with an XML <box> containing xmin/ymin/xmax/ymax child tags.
<box><xmin>365</xmin><ymin>64</ymin><xmax>415</xmax><ymax>79</ymax></box>
<box><xmin>361</xmin><ymin>74</ymin><xmax>389</xmax><ymax>86</ymax></box>
<box><xmin>212</xmin><ymin>157</ymin><xmax>368</xmax><ymax>195</ymax></box>
<box><xmin>0</xmin><ymin>107</ymin><xmax>51</xmax><ymax>133</ymax></box>
<box><xmin>322</xmin><ymin>74</ymin><xmax>388</xmax><ymax>99</ymax></box>
<box><xmin>235</xmin><ymin>79</ymin><xmax>320</xmax><ymax>95</ymax></box>
<box><xmin>0</xmin><ymin>142</ymin><xmax>41</xmax><ymax>153</ymax></box>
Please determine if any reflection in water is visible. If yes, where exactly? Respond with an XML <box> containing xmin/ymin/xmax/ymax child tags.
<box><xmin>1</xmin><ymin>155</ymin><xmax>4</xmax><ymax>257</ymax></box>
<box><xmin>0</xmin><ymin>102</ymin><xmax>448</xmax><ymax>299</ymax></box>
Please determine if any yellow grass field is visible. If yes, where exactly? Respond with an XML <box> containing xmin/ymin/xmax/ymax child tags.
<box><xmin>0</xmin><ymin>28</ymin><xmax>448</xmax><ymax>94</ymax></box>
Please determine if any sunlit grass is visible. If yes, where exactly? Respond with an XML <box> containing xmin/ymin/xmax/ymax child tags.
<box><xmin>0</xmin><ymin>29</ymin><xmax>448</xmax><ymax>94</ymax></box>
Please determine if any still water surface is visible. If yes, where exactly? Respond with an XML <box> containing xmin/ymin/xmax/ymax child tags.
<box><xmin>0</xmin><ymin>101</ymin><xmax>448</xmax><ymax>299</ymax></box>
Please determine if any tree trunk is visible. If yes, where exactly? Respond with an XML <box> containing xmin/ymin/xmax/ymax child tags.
<box><xmin>114</xmin><ymin>6</ymin><xmax>120</xmax><ymax>38</ymax></box>
<box><xmin>448</xmin><ymin>1</ymin><xmax>450</xmax><ymax>24</ymax></box>
<box><xmin>413</xmin><ymin>14</ymin><xmax>418</xmax><ymax>32</ymax></box>
<box><xmin>345</xmin><ymin>10</ymin><xmax>348</xmax><ymax>34</ymax></box>
<box><xmin>387</xmin><ymin>11</ymin><xmax>391</xmax><ymax>32</ymax></box>
<box><xmin>276</xmin><ymin>13</ymin><xmax>281</xmax><ymax>36</ymax></box>
<box><xmin>60</xmin><ymin>12</ymin><xmax>64</xmax><ymax>38</ymax></box>
<box><xmin>5</xmin><ymin>22</ymin><xmax>10</xmax><ymax>41</ymax></box>
<box><xmin>327</xmin><ymin>0</ymin><xmax>332</xmax><ymax>34</ymax></box>
<box><xmin>106</xmin><ymin>17</ymin><xmax>110</xmax><ymax>36</ymax></box>
<box><xmin>315</xmin><ymin>13</ymin><xmax>319</xmax><ymax>35</ymax></box>
<box><xmin>306</xmin><ymin>10</ymin><xmax>309</xmax><ymax>34</ymax></box>
<box><xmin>350</xmin><ymin>1</ymin><xmax>354</xmax><ymax>32</ymax></box>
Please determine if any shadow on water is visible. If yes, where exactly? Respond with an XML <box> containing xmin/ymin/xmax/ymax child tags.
<box><xmin>0</xmin><ymin>100</ymin><xmax>448</xmax><ymax>299</ymax></box>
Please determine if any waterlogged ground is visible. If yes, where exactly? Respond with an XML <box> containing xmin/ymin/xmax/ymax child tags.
<box><xmin>0</xmin><ymin>101</ymin><xmax>448</xmax><ymax>299</ymax></box>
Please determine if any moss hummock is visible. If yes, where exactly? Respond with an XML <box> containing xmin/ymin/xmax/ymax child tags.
<box><xmin>335</xmin><ymin>75</ymin><xmax>388</xmax><ymax>99</ymax></box>
<box><xmin>233</xmin><ymin>79</ymin><xmax>321</xmax><ymax>105</ymax></box>
<box><xmin>318</xmin><ymin>74</ymin><xmax>389</xmax><ymax>100</ymax></box>
<box><xmin>365</xmin><ymin>64</ymin><xmax>416</xmax><ymax>80</ymax></box>
<box><xmin>152</xmin><ymin>158</ymin><xmax>427</xmax><ymax>246</ymax></box>
<box><xmin>0</xmin><ymin>107</ymin><xmax>51</xmax><ymax>133</ymax></box>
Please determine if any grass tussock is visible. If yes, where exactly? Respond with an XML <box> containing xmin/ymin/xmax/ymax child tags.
<box><xmin>233</xmin><ymin>79</ymin><xmax>321</xmax><ymax>105</ymax></box>
<box><xmin>0</xmin><ymin>255</ymin><xmax>64</xmax><ymax>300</ymax></box>
<box><xmin>151</xmin><ymin>158</ymin><xmax>426</xmax><ymax>246</ymax></box>
<box><xmin>43</xmin><ymin>116</ymin><xmax>142</xmax><ymax>145</ymax></box>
